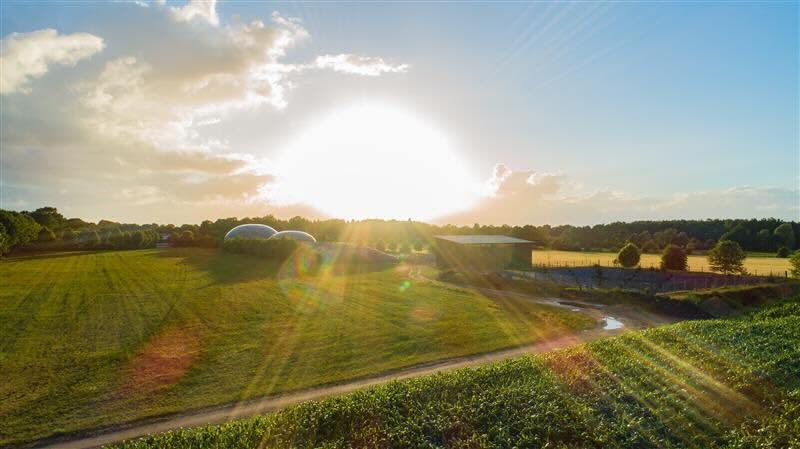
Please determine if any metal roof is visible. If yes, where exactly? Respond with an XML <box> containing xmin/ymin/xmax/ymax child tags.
<box><xmin>433</xmin><ymin>235</ymin><xmax>533</xmax><ymax>245</ymax></box>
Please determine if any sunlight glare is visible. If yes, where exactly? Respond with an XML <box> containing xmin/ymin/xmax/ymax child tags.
<box><xmin>269</xmin><ymin>104</ymin><xmax>475</xmax><ymax>220</ymax></box>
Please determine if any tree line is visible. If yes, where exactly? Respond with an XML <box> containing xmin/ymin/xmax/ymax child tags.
<box><xmin>0</xmin><ymin>207</ymin><xmax>158</xmax><ymax>255</ymax></box>
<box><xmin>1</xmin><ymin>207</ymin><xmax>798</xmax><ymax>257</ymax></box>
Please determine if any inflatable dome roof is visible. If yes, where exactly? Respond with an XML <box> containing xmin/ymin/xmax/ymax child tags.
<box><xmin>269</xmin><ymin>230</ymin><xmax>317</xmax><ymax>243</ymax></box>
<box><xmin>224</xmin><ymin>224</ymin><xmax>278</xmax><ymax>240</ymax></box>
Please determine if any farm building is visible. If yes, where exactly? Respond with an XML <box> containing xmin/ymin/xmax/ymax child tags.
<box><xmin>224</xmin><ymin>224</ymin><xmax>277</xmax><ymax>240</ymax></box>
<box><xmin>224</xmin><ymin>224</ymin><xmax>317</xmax><ymax>244</ymax></box>
<box><xmin>271</xmin><ymin>230</ymin><xmax>317</xmax><ymax>243</ymax></box>
<box><xmin>433</xmin><ymin>235</ymin><xmax>533</xmax><ymax>272</ymax></box>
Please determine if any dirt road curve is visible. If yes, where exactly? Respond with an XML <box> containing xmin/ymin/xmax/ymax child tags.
<box><xmin>33</xmin><ymin>289</ymin><xmax>672</xmax><ymax>449</ymax></box>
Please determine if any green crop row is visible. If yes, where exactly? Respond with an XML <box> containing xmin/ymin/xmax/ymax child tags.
<box><xmin>112</xmin><ymin>300</ymin><xmax>800</xmax><ymax>449</ymax></box>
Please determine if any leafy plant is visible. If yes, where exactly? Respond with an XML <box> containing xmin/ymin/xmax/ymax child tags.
<box><xmin>707</xmin><ymin>240</ymin><xmax>747</xmax><ymax>275</ymax></box>
<box><xmin>615</xmin><ymin>242</ymin><xmax>641</xmax><ymax>268</ymax></box>
<box><xmin>660</xmin><ymin>244</ymin><xmax>688</xmax><ymax>271</ymax></box>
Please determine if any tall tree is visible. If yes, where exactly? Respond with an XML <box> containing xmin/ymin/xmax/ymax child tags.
<box><xmin>773</xmin><ymin>223</ymin><xmax>796</xmax><ymax>250</ymax></box>
<box><xmin>707</xmin><ymin>240</ymin><xmax>747</xmax><ymax>275</ymax></box>
<box><xmin>660</xmin><ymin>245</ymin><xmax>688</xmax><ymax>271</ymax></box>
<box><xmin>615</xmin><ymin>243</ymin><xmax>641</xmax><ymax>268</ymax></box>
<box><xmin>29</xmin><ymin>207</ymin><xmax>67</xmax><ymax>231</ymax></box>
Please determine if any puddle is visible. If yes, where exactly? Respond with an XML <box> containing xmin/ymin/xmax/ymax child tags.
<box><xmin>602</xmin><ymin>316</ymin><xmax>624</xmax><ymax>330</ymax></box>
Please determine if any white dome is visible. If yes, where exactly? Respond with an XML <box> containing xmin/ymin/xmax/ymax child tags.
<box><xmin>269</xmin><ymin>230</ymin><xmax>317</xmax><ymax>243</ymax></box>
<box><xmin>224</xmin><ymin>224</ymin><xmax>278</xmax><ymax>240</ymax></box>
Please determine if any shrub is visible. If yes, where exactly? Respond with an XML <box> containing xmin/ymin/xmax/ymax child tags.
<box><xmin>413</xmin><ymin>241</ymin><xmax>423</xmax><ymax>252</ymax></box>
<box><xmin>790</xmin><ymin>251</ymin><xmax>800</xmax><ymax>278</ymax></box>
<box><xmin>0</xmin><ymin>209</ymin><xmax>41</xmax><ymax>254</ymax></box>
<box><xmin>194</xmin><ymin>235</ymin><xmax>219</xmax><ymax>248</ymax></box>
<box><xmin>707</xmin><ymin>240</ymin><xmax>747</xmax><ymax>275</ymax></box>
<box><xmin>37</xmin><ymin>227</ymin><xmax>56</xmax><ymax>243</ymax></box>
<box><xmin>660</xmin><ymin>244</ymin><xmax>687</xmax><ymax>271</ymax></box>
<box><xmin>62</xmin><ymin>229</ymin><xmax>78</xmax><ymax>241</ymax></box>
<box><xmin>615</xmin><ymin>243</ymin><xmax>640</xmax><ymax>268</ymax></box>
<box><xmin>222</xmin><ymin>237</ymin><xmax>299</xmax><ymax>262</ymax></box>
<box><xmin>170</xmin><ymin>230</ymin><xmax>196</xmax><ymax>247</ymax></box>
<box><xmin>82</xmin><ymin>230</ymin><xmax>100</xmax><ymax>249</ymax></box>
<box><xmin>776</xmin><ymin>246</ymin><xmax>790</xmax><ymax>258</ymax></box>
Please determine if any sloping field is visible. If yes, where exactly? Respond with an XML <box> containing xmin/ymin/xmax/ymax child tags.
<box><xmin>111</xmin><ymin>301</ymin><xmax>800</xmax><ymax>449</ymax></box>
<box><xmin>0</xmin><ymin>248</ymin><xmax>591</xmax><ymax>446</ymax></box>
<box><xmin>534</xmin><ymin>250</ymin><xmax>792</xmax><ymax>275</ymax></box>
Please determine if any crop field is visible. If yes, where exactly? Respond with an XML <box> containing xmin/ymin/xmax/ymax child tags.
<box><xmin>534</xmin><ymin>249</ymin><xmax>792</xmax><ymax>275</ymax></box>
<box><xmin>113</xmin><ymin>301</ymin><xmax>800</xmax><ymax>449</ymax></box>
<box><xmin>0</xmin><ymin>248</ymin><xmax>592</xmax><ymax>445</ymax></box>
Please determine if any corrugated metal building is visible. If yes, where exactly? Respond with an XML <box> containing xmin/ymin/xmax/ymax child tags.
<box><xmin>433</xmin><ymin>235</ymin><xmax>533</xmax><ymax>272</ymax></box>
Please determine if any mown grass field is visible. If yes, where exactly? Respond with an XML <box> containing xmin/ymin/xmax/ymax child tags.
<box><xmin>534</xmin><ymin>249</ymin><xmax>792</xmax><ymax>275</ymax></box>
<box><xmin>113</xmin><ymin>300</ymin><xmax>800</xmax><ymax>449</ymax></box>
<box><xmin>0</xmin><ymin>248</ymin><xmax>592</xmax><ymax>445</ymax></box>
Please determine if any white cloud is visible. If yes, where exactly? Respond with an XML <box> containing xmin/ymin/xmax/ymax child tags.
<box><xmin>0</xmin><ymin>29</ymin><xmax>104</xmax><ymax>94</ymax></box>
<box><xmin>439</xmin><ymin>164</ymin><xmax>800</xmax><ymax>225</ymax></box>
<box><xmin>313</xmin><ymin>54</ymin><xmax>408</xmax><ymax>76</ymax></box>
<box><xmin>78</xmin><ymin>14</ymin><xmax>310</xmax><ymax>149</ymax></box>
<box><xmin>170</xmin><ymin>0</ymin><xmax>219</xmax><ymax>27</ymax></box>
<box><xmin>77</xmin><ymin>11</ymin><xmax>408</xmax><ymax>153</ymax></box>
<box><xmin>0</xmin><ymin>7</ymin><xmax>410</xmax><ymax>221</ymax></box>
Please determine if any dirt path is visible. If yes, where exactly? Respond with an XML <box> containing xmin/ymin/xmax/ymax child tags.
<box><xmin>33</xmin><ymin>277</ymin><xmax>676</xmax><ymax>449</ymax></box>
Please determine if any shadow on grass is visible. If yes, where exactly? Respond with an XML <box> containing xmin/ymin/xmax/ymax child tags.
<box><xmin>153</xmin><ymin>247</ymin><xmax>283</xmax><ymax>285</ymax></box>
<box><xmin>153</xmin><ymin>246</ymin><xmax>400</xmax><ymax>286</ymax></box>
<box><xmin>3</xmin><ymin>250</ymin><xmax>97</xmax><ymax>262</ymax></box>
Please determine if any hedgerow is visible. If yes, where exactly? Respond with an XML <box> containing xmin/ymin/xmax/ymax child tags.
<box><xmin>221</xmin><ymin>237</ymin><xmax>300</xmax><ymax>261</ymax></box>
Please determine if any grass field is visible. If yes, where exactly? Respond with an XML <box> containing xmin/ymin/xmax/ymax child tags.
<box><xmin>0</xmin><ymin>248</ymin><xmax>592</xmax><ymax>445</ymax></box>
<box><xmin>534</xmin><ymin>249</ymin><xmax>792</xmax><ymax>275</ymax></box>
<box><xmin>113</xmin><ymin>301</ymin><xmax>800</xmax><ymax>449</ymax></box>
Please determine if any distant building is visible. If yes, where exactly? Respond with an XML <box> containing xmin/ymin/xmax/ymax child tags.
<box><xmin>433</xmin><ymin>235</ymin><xmax>533</xmax><ymax>272</ymax></box>
<box><xmin>270</xmin><ymin>230</ymin><xmax>317</xmax><ymax>243</ymax></box>
<box><xmin>224</xmin><ymin>224</ymin><xmax>278</xmax><ymax>240</ymax></box>
<box><xmin>223</xmin><ymin>225</ymin><xmax>317</xmax><ymax>243</ymax></box>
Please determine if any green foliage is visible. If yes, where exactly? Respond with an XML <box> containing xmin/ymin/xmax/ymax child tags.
<box><xmin>61</xmin><ymin>229</ymin><xmax>78</xmax><ymax>240</ymax></box>
<box><xmin>720</xmin><ymin>222</ymin><xmax>751</xmax><ymax>248</ymax></box>
<box><xmin>615</xmin><ymin>242</ymin><xmax>640</xmax><ymax>268</ymax></box>
<box><xmin>28</xmin><ymin>207</ymin><xmax>67</xmax><ymax>232</ymax></box>
<box><xmin>0</xmin><ymin>209</ymin><xmax>41</xmax><ymax>254</ymax></box>
<box><xmin>790</xmin><ymin>251</ymin><xmax>800</xmax><ymax>278</ymax></box>
<box><xmin>660</xmin><ymin>244</ymin><xmax>688</xmax><ymax>271</ymax></box>
<box><xmin>641</xmin><ymin>240</ymin><xmax>659</xmax><ymax>253</ymax></box>
<box><xmin>773</xmin><ymin>223</ymin><xmax>796</xmax><ymax>250</ymax></box>
<box><xmin>5</xmin><ymin>208</ymin><xmax>800</xmax><ymax>255</ymax></box>
<box><xmin>756</xmin><ymin>228</ymin><xmax>773</xmax><ymax>251</ymax></box>
<box><xmin>399</xmin><ymin>241</ymin><xmax>411</xmax><ymax>253</ymax></box>
<box><xmin>112</xmin><ymin>301</ymin><xmax>800</xmax><ymax>449</ymax></box>
<box><xmin>707</xmin><ymin>240</ymin><xmax>747</xmax><ymax>275</ymax></box>
<box><xmin>222</xmin><ymin>237</ymin><xmax>299</xmax><ymax>261</ymax></box>
<box><xmin>37</xmin><ymin>226</ymin><xmax>56</xmax><ymax>243</ymax></box>
<box><xmin>170</xmin><ymin>230</ymin><xmax>197</xmax><ymax>247</ymax></box>
<box><xmin>413</xmin><ymin>240</ymin><xmax>423</xmax><ymax>251</ymax></box>
<box><xmin>776</xmin><ymin>246</ymin><xmax>790</xmax><ymax>258</ymax></box>
<box><xmin>82</xmin><ymin>230</ymin><xmax>100</xmax><ymax>249</ymax></box>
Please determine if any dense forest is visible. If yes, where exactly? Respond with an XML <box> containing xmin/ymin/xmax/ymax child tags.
<box><xmin>1</xmin><ymin>207</ymin><xmax>798</xmax><ymax>256</ymax></box>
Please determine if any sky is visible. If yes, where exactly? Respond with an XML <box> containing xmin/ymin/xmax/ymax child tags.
<box><xmin>1</xmin><ymin>0</ymin><xmax>798</xmax><ymax>225</ymax></box>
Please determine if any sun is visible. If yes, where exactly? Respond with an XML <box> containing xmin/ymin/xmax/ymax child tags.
<box><xmin>269</xmin><ymin>104</ymin><xmax>476</xmax><ymax>220</ymax></box>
